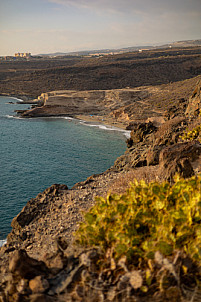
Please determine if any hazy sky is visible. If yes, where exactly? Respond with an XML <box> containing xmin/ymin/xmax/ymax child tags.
<box><xmin>0</xmin><ymin>0</ymin><xmax>201</xmax><ymax>56</ymax></box>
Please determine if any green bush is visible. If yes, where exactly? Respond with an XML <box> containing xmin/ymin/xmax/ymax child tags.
<box><xmin>76</xmin><ymin>175</ymin><xmax>201</xmax><ymax>263</ymax></box>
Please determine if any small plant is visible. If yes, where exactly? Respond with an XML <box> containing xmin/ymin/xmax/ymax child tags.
<box><xmin>76</xmin><ymin>175</ymin><xmax>201</xmax><ymax>264</ymax></box>
<box><xmin>181</xmin><ymin>124</ymin><xmax>201</xmax><ymax>142</ymax></box>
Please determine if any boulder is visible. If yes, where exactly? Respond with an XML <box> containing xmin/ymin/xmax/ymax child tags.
<box><xmin>162</xmin><ymin>157</ymin><xmax>194</xmax><ymax>182</ymax></box>
<box><xmin>159</xmin><ymin>141</ymin><xmax>201</xmax><ymax>165</ymax></box>
<box><xmin>29</xmin><ymin>276</ymin><xmax>49</xmax><ymax>294</ymax></box>
<box><xmin>159</xmin><ymin>141</ymin><xmax>201</xmax><ymax>181</ymax></box>
<box><xmin>9</xmin><ymin>249</ymin><xmax>49</xmax><ymax>279</ymax></box>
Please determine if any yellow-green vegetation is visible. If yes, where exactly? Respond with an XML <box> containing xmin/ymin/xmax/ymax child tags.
<box><xmin>182</xmin><ymin>124</ymin><xmax>201</xmax><ymax>142</ymax></box>
<box><xmin>76</xmin><ymin>175</ymin><xmax>201</xmax><ymax>264</ymax></box>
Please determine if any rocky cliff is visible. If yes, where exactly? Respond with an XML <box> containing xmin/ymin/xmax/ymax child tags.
<box><xmin>20</xmin><ymin>77</ymin><xmax>199</xmax><ymax>128</ymax></box>
<box><xmin>1</xmin><ymin>77</ymin><xmax>201</xmax><ymax>302</ymax></box>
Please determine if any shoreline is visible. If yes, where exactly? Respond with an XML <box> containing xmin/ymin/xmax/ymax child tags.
<box><xmin>2</xmin><ymin>95</ymin><xmax>131</xmax><ymax>136</ymax></box>
<box><xmin>0</xmin><ymin>96</ymin><xmax>129</xmax><ymax>242</ymax></box>
<box><xmin>74</xmin><ymin>114</ymin><xmax>131</xmax><ymax>138</ymax></box>
<box><xmin>75</xmin><ymin>114</ymin><xmax>128</xmax><ymax>130</ymax></box>
<box><xmin>0</xmin><ymin>239</ymin><xmax>7</xmax><ymax>247</ymax></box>
<box><xmin>0</xmin><ymin>94</ymin><xmax>33</xmax><ymax>102</ymax></box>
<box><xmin>1</xmin><ymin>57</ymin><xmax>201</xmax><ymax>300</ymax></box>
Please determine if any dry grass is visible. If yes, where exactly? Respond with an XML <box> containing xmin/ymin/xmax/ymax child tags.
<box><xmin>107</xmin><ymin>165</ymin><xmax>164</xmax><ymax>196</ymax></box>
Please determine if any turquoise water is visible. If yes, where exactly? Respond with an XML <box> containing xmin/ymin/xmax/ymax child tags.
<box><xmin>0</xmin><ymin>97</ymin><xmax>127</xmax><ymax>240</ymax></box>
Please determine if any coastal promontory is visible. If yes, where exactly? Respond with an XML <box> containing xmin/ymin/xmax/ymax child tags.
<box><xmin>1</xmin><ymin>47</ymin><xmax>201</xmax><ymax>301</ymax></box>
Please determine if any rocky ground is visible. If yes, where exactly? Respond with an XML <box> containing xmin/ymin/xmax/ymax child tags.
<box><xmin>1</xmin><ymin>77</ymin><xmax>201</xmax><ymax>301</ymax></box>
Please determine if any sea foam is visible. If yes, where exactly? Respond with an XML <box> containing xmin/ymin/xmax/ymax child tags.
<box><xmin>5</xmin><ymin>115</ymin><xmax>23</xmax><ymax>120</ymax></box>
<box><xmin>0</xmin><ymin>239</ymin><xmax>7</xmax><ymax>247</ymax></box>
<box><xmin>79</xmin><ymin>121</ymin><xmax>131</xmax><ymax>138</ymax></box>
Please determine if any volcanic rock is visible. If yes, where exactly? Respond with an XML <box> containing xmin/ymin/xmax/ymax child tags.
<box><xmin>9</xmin><ymin>249</ymin><xmax>49</xmax><ymax>279</ymax></box>
<box><xmin>186</xmin><ymin>80</ymin><xmax>201</xmax><ymax>117</ymax></box>
<box><xmin>126</xmin><ymin>121</ymin><xmax>157</xmax><ymax>147</ymax></box>
<box><xmin>7</xmin><ymin>184</ymin><xmax>68</xmax><ymax>243</ymax></box>
<box><xmin>159</xmin><ymin>141</ymin><xmax>201</xmax><ymax>181</ymax></box>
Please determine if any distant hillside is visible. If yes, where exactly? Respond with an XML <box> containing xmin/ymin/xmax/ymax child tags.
<box><xmin>161</xmin><ymin>39</ymin><xmax>201</xmax><ymax>49</ymax></box>
<box><xmin>1</xmin><ymin>46</ymin><xmax>201</xmax><ymax>98</ymax></box>
<box><xmin>38</xmin><ymin>39</ymin><xmax>201</xmax><ymax>57</ymax></box>
<box><xmin>38</xmin><ymin>46</ymin><xmax>153</xmax><ymax>57</ymax></box>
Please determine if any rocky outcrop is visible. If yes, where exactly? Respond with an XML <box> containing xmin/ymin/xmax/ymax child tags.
<box><xmin>20</xmin><ymin>89</ymin><xmax>137</xmax><ymax>119</ymax></box>
<box><xmin>2</xmin><ymin>245</ymin><xmax>200</xmax><ymax>302</ymax></box>
<box><xmin>146</xmin><ymin>117</ymin><xmax>187</xmax><ymax>166</ymax></box>
<box><xmin>115</xmin><ymin>117</ymin><xmax>187</xmax><ymax>171</ymax></box>
<box><xmin>2</xmin><ymin>78</ymin><xmax>201</xmax><ymax>301</ymax></box>
<box><xmin>151</xmin><ymin>117</ymin><xmax>187</xmax><ymax>146</ymax></box>
<box><xmin>7</xmin><ymin>184</ymin><xmax>68</xmax><ymax>244</ymax></box>
<box><xmin>159</xmin><ymin>141</ymin><xmax>201</xmax><ymax>181</ymax></box>
<box><xmin>164</xmin><ymin>98</ymin><xmax>188</xmax><ymax>120</ymax></box>
<box><xmin>18</xmin><ymin>85</ymin><xmax>174</xmax><ymax>125</ymax></box>
<box><xmin>185</xmin><ymin>80</ymin><xmax>201</xmax><ymax>117</ymax></box>
<box><xmin>126</xmin><ymin>121</ymin><xmax>157</xmax><ymax>147</ymax></box>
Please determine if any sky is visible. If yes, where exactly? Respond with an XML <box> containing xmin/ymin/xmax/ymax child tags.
<box><xmin>0</xmin><ymin>0</ymin><xmax>201</xmax><ymax>56</ymax></box>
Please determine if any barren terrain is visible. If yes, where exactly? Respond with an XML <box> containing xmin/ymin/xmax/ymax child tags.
<box><xmin>1</xmin><ymin>47</ymin><xmax>201</xmax><ymax>301</ymax></box>
<box><xmin>0</xmin><ymin>47</ymin><xmax>201</xmax><ymax>99</ymax></box>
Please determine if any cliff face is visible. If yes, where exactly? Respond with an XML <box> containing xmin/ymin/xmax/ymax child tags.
<box><xmin>21</xmin><ymin>77</ymin><xmax>199</xmax><ymax>127</ymax></box>
<box><xmin>1</xmin><ymin>76</ymin><xmax>201</xmax><ymax>301</ymax></box>
<box><xmin>21</xmin><ymin>88</ymin><xmax>152</xmax><ymax>123</ymax></box>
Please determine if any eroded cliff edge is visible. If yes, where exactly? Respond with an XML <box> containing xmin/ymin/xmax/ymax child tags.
<box><xmin>19</xmin><ymin>77</ymin><xmax>199</xmax><ymax>128</ymax></box>
<box><xmin>1</xmin><ymin>76</ymin><xmax>201</xmax><ymax>301</ymax></box>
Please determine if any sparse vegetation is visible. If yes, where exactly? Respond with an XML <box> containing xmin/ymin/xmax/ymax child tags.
<box><xmin>76</xmin><ymin>174</ymin><xmax>201</xmax><ymax>265</ymax></box>
<box><xmin>181</xmin><ymin>123</ymin><xmax>201</xmax><ymax>142</ymax></box>
<box><xmin>0</xmin><ymin>47</ymin><xmax>201</xmax><ymax>98</ymax></box>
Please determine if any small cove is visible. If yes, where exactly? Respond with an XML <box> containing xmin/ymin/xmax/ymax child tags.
<box><xmin>0</xmin><ymin>97</ymin><xmax>127</xmax><ymax>240</ymax></box>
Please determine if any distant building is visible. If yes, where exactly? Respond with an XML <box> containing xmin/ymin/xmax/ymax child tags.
<box><xmin>139</xmin><ymin>49</ymin><xmax>149</xmax><ymax>53</ymax></box>
<box><xmin>15</xmin><ymin>52</ymin><xmax>31</xmax><ymax>58</ymax></box>
<box><xmin>3</xmin><ymin>56</ymin><xmax>13</xmax><ymax>61</ymax></box>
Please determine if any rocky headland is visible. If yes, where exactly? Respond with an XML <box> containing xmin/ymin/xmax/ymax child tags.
<box><xmin>1</xmin><ymin>45</ymin><xmax>201</xmax><ymax>301</ymax></box>
<box><xmin>18</xmin><ymin>76</ymin><xmax>199</xmax><ymax>127</ymax></box>
<box><xmin>1</xmin><ymin>76</ymin><xmax>201</xmax><ymax>301</ymax></box>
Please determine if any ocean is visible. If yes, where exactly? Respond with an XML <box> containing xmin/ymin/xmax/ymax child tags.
<box><xmin>0</xmin><ymin>96</ymin><xmax>128</xmax><ymax>244</ymax></box>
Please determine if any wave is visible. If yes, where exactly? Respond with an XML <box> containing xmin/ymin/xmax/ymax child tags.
<box><xmin>79</xmin><ymin>121</ymin><xmax>131</xmax><ymax>138</ymax></box>
<box><xmin>40</xmin><ymin>115</ymin><xmax>130</xmax><ymax>138</ymax></box>
<box><xmin>5</xmin><ymin>113</ymin><xmax>131</xmax><ymax>138</ymax></box>
<box><xmin>9</xmin><ymin>97</ymin><xmax>24</xmax><ymax>102</ymax></box>
<box><xmin>0</xmin><ymin>239</ymin><xmax>7</xmax><ymax>247</ymax></box>
<box><xmin>122</xmin><ymin>131</ymin><xmax>131</xmax><ymax>139</ymax></box>
<box><xmin>63</xmin><ymin>117</ymin><xmax>75</xmax><ymax>121</ymax></box>
<box><xmin>5</xmin><ymin>115</ymin><xmax>23</xmax><ymax>120</ymax></box>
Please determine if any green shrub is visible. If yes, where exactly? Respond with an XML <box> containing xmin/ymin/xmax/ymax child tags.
<box><xmin>76</xmin><ymin>175</ymin><xmax>201</xmax><ymax>263</ymax></box>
